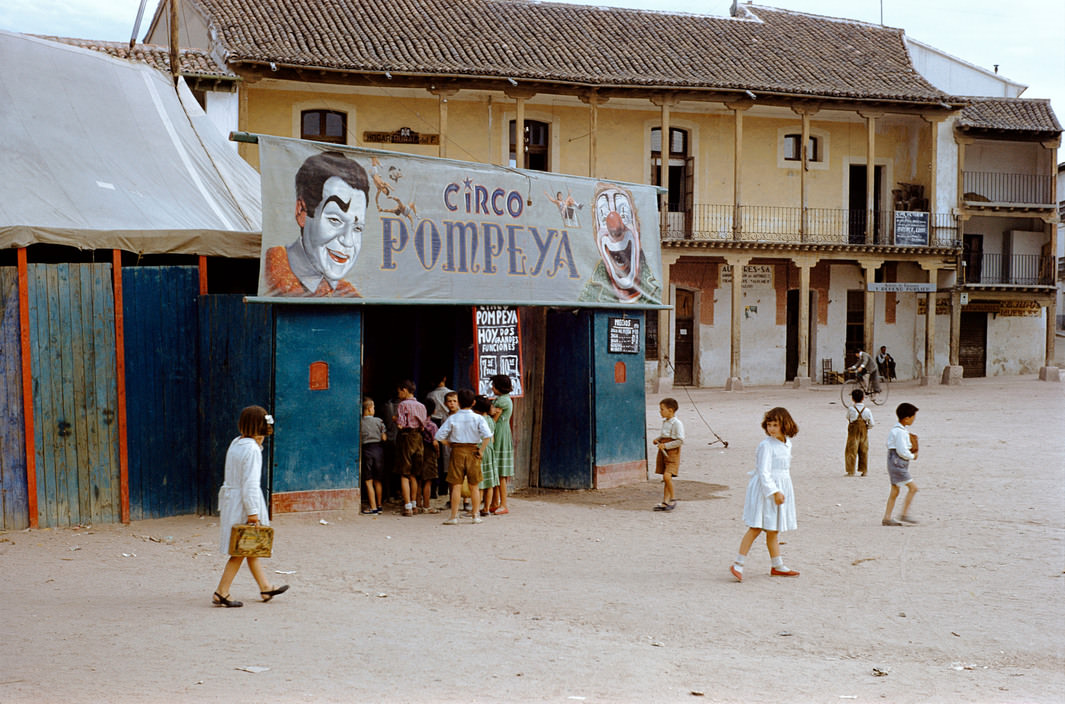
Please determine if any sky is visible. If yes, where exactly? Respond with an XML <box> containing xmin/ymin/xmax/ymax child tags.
<box><xmin>1</xmin><ymin>0</ymin><xmax>1062</xmax><ymax>125</ymax></box>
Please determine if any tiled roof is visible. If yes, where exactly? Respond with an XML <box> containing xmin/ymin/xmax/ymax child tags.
<box><xmin>38</xmin><ymin>36</ymin><xmax>236</xmax><ymax>79</ymax></box>
<box><xmin>189</xmin><ymin>0</ymin><xmax>952</xmax><ymax>104</ymax></box>
<box><xmin>957</xmin><ymin>98</ymin><xmax>1061</xmax><ymax>134</ymax></box>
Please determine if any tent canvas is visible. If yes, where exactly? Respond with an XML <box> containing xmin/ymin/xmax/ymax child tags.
<box><xmin>0</xmin><ymin>31</ymin><xmax>260</xmax><ymax>257</ymax></box>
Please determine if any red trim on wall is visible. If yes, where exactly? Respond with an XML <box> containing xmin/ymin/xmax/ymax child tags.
<box><xmin>271</xmin><ymin>488</ymin><xmax>361</xmax><ymax>513</ymax></box>
<box><xmin>594</xmin><ymin>460</ymin><xmax>647</xmax><ymax>490</ymax></box>
<box><xmin>17</xmin><ymin>249</ymin><xmax>38</xmax><ymax>528</ymax></box>
<box><xmin>112</xmin><ymin>250</ymin><xmax>130</xmax><ymax>524</ymax></box>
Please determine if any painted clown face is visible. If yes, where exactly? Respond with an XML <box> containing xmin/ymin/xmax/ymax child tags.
<box><xmin>594</xmin><ymin>187</ymin><xmax>641</xmax><ymax>293</ymax></box>
<box><xmin>298</xmin><ymin>176</ymin><xmax>366</xmax><ymax>284</ymax></box>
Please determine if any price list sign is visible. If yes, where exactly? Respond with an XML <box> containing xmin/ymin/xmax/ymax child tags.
<box><xmin>608</xmin><ymin>317</ymin><xmax>641</xmax><ymax>354</ymax></box>
<box><xmin>473</xmin><ymin>306</ymin><xmax>524</xmax><ymax>397</ymax></box>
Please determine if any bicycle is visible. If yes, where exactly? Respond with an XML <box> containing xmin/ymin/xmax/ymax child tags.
<box><xmin>840</xmin><ymin>370</ymin><xmax>889</xmax><ymax>407</ymax></box>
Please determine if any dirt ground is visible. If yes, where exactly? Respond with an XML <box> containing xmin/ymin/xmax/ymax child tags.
<box><xmin>2</xmin><ymin>376</ymin><xmax>1063</xmax><ymax>703</ymax></box>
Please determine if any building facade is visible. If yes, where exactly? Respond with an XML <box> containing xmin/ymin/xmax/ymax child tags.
<box><xmin>142</xmin><ymin>0</ymin><xmax>1060</xmax><ymax>387</ymax></box>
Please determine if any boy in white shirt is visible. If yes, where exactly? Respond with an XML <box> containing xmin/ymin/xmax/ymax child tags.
<box><xmin>883</xmin><ymin>402</ymin><xmax>919</xmax><ymax>526</ymax></box>
<box><xmin>435</xmin><ymin>389</ymin><xmax>493</xmax><ymax>525</ymax></box>
<box><xmin>652</xmin><ymin>398</ymin><xmax>685</xmax><ymax>511</ymax></box>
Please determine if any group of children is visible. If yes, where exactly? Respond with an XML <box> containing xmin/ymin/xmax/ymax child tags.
<box><xmin>652</xmin><ymin>392</ymin><xmax>922</xmax><ymax>582</ymax></box>
<box><xmin>360</xmin><ymin>375</ymin><xmax>516</xmax><ymax>524</ymax></box>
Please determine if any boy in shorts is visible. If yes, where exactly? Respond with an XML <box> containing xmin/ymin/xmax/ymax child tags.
<box><xmin>393</xmin><ymin>379</ymin><xmax>428</xmax><ymax>517</ymax></box>
<box><xmin>882</xmin><ymin>402</ymin><xmax>919</xmax><ymax>526</ymax></box>
<box><xmin>435</xmin><ymin>389</ymin><xmax>492</xmax><ymax>525</ymax></box>
<box><xmin>652</xmin><ymin>397</ymin><xmax>684</xmax><ymax>511</ymax></box>
<box><xmin>360</xmin><ymin>398</ymin><xmax>386</xmax><ymax>514</ymax></box>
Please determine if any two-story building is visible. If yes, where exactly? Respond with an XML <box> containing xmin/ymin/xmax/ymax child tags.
<box><xmin>140</xmin><ymin>0</ymin><xmax>1059</xmax><ymax>388</ymax></box>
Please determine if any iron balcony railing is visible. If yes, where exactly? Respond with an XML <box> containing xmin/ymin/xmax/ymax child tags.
<box><xmin>962</xmin><ymin>171</ymin><xmax>1054</xmax><ymax>206</ymax></box>
<box><xmin>965</xmin><ymin>253</ymin><xmax>1054</xmax><ymax>286</ymax></box>
<box><xmin>664</xmin><ymin>204</ymin><xmax>959</xmax><ymax>247</ymax></box>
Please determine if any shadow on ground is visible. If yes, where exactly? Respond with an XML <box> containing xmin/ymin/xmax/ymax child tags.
<box><xmin>519</xmin><ymin>479</ymin><xmax>728</xmax><ymax>511</ymax></box>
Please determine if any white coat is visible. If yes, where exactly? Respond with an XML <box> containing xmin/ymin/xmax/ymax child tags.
<box><xmin>217</xmin><ymin>436</ymin><xmax>270</xmax><ymax>554</ymax></box>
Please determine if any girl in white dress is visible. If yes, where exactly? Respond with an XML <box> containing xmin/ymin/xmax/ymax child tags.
<box><xmin>212</xmin><ymin>406</ymin><xmax>289</xmax><ymax>607</ymax></box>
<box><xmin>730</xmin><ymin>407</ymin><xmax>800</xmax><ymax>582</ymax></box>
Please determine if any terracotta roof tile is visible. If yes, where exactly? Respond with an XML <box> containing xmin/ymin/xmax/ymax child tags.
<box><xmin>957</xmin><ymin>97</ymin><xmax>1061</xmax><ymax>134</ymax></box>
<box><xmin>39</xmin><ymin>35</ymin><xmax>237</xmax><ymax>79</ymax></box>
<box><xmin>189</xmin><ymin>0</ymin><xmax>951</xmax><ymax>103</ymax></box>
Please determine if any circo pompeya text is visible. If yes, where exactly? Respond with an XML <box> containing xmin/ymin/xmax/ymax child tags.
<box><xmin>380</xmin><ymin>216</ymin><xmax>581</xmax><ymax>279</ymax></box>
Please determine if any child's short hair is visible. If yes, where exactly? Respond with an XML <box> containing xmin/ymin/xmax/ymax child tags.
<box><xmin>238</xmin><ymin>405</ymin><xmax>273</xmax><ymax>438</ymax></box>
<box><xmin>473</xmin><ymin>395</ymin><xmax>492</xmax><ymax>414</ymax></box>
<box><xmin>895</xmin><ymin>402</ymin><xmax>918</xmax><ymax>420</ymax></box>
<box><xmin>397</xmin><ymin>379</ymin><xmax>416</xmax><ymax>394</ymax></box>
<box><xmin>456</xmin><ymin>388</ymin><xmax>476</xmax><ymax>408</ymax></box>
<box><xmin>444</xmin><ymin>390</ymin><xmax>459</xmax><ymax>402</ymax></box>
<box><xmin>659</xmin><ymin>397</ymin><xmax>679</xmax><ymax>411</ymax></box>
<box><xmin>761</xmin><ymin>407</ymin><xmax>798</xmax><ymax>437</ymax></box>
<box><xmin>362</xmin><ymin>398</ymin><xmax>374</xmax><ymax>412</ymax></box>
<box><xmin>850</xmin><ymin>389</ymin><xmax>864</xmax><ymax>402</ymax></box>
<box><xmin>490</xmin><ymin>374</ymin><xmax>513</xmax><ymax>394</ymax></box>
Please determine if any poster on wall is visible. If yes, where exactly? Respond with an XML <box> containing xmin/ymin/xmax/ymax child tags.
<box><xmin>894</xmin><ymin>211</ymin><xmax>929</xmax><ymax>246</ymax></box>
<box><xmin>607</xmin><ymin>317</ymin><xmax>641</xmax><ymax>354</ymax></box>
<box><xmin>254</xmin><ymin>135</ymin><xmax>663</xmax><ymax>307</ymax></box>
<box><xmin>473</xmin><ymin>306</ymin><xmax>524</xmax><ymax>398</ymax></box>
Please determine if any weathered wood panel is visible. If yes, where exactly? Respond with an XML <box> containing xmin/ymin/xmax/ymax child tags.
<box><xmin>0</xmin><ymin>267</ymin><xmax>29</xmax><ymax>529</ymax></box>
<box><xmin>27</xmin><ymin>263</ymin><xmax>120</xmax><ymax>527</ymax></box>
<box><xmin>123</xmin><ymin>267</ymin><xmax>199</xmax><ymax>519</ymax></box>
<box><xmin>197</xmin><ymin>296</ymin><xmax>272</xmax><ymax>515</ymax></box>
<box><xmin>539</xmin><ymin>309</ymin><xmax>593</xmax><ymax>489</ymax></box>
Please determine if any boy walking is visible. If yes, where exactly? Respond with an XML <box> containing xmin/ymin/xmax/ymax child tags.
<box><xmin>844</xmin><ymin>389</ymin><xmax>874</xmax><ymax>476</ymax></box>
<box><xmin>652</xmin><ymin>397</ymin><xmax>684</xmax><ymax>511</ymax></box>
<box><xmin>883</xmin><ymin>402</ymin><xmax>919</xmax><ymax>526</ymax></box>
<box><xmin>435</xmin><ymin>389</ymin><xmax>493</xmax><ymax>525</ymax></box>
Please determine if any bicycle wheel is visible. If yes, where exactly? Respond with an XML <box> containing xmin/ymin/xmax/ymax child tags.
<box><xmin>869</xmin><ymin>376</ymin><xmax>889</xmax><ymax>406</ymax></box>
<box><xmin>840</xmin><ymin>379</ymin><xmax>861</xmax><ymax>407</ymax></box>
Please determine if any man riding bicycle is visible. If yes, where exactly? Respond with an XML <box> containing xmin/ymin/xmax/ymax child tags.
<box><xmin>847</xmin><ymin>349</ymin><xmax>882</xmax><ymax>394</ymax></box>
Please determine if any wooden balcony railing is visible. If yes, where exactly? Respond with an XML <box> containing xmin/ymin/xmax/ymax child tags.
<box><xmin>965</xmin><ymin>253</ymin><xmax>1055</xmax><ymax>286</ymax></box>
<box><xmin>664</xmin><ymin>205</ymin><xmax>959</xmax><ymax>247</ymax></box>
<box><xmin>962</xmin><ymin>171</ymin><xmax>1054</xmax><ymax>206</ymax></box>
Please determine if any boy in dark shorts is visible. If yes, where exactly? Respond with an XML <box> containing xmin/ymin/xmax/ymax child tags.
<box><xmin>360</xmin><ymin>398</ymin><xmax>386</xmax><ymax>514</ymax></box>
<box><xmin>883</xmin><ymin>402</ymin><xmax>919</xmax><ymax>526</ymax></box>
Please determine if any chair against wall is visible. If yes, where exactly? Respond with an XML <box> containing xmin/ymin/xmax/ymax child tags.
<box><xmin>821</xmin><ymin>358</ymin><xmax>842</xmax><ymax>384</ymax></box>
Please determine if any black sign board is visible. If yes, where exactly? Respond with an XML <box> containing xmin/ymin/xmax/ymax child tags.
<box><xmin>894</xmin><ymin>211</ymin><xmax>929</xmax><ymax>246</ymax></box>
<box><xmin>608</xmin><ymin>317</ymin><xmax>641</xmax><ymax>354</ymax></box>
<box><xmin>473</xmin><ymin>306</ymin><xmax>523</xmax><ymax>397</ymax></box>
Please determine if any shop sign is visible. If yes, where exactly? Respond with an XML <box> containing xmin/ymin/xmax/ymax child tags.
<box><xmin>997</xmin><ymin>300</ymin><xmax>1041</xmax><ymax>317</ymax></box>
<box><xmin>916</xmin><ymin>295</ymin><xmax>951</xmax><ymax>315</ymax></box>
<box><xmin>719</xmin><ymin>264</ymin><xmax>773</xmax><ymax>288</ymax></box>
<box><xmin>894</xmin><ymin>211</ymin><xmax>929</xmax><ymax>246</ymax></box>
<box><xmin>256</xmin><ymin>135</ymin><xmax>663</xmax><ymax>307</ymax></box>
<box><xmin>473</xmin><ymin>306</ymin><xmax>523</xmax><ymax>397</ymax></box>
<box><xmin>362</xmin><ymin>127</ymin><xmax>439</xmax><ymax>145</ymax></box>
<box><xmin>607</xmin><ymin>317</ymin><xmax>641</xmax><ymax>354</ymax></box>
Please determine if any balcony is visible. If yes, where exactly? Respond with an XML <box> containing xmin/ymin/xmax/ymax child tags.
<box><xmin>963</xmin><ymin>253</ymin><xmax>1055</xmax><ymax>286</ymax></box>
<box><xmin>962</xmin><ymin>171</ymin><xmax>1054</xmax><ymax>208</ymax></box>
<box><xmin>664</xmin><ymin>205</ymin><xmax>959</xmax><ymax>247</ymax></box>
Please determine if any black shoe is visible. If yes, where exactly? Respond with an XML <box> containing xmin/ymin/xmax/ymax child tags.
<box><xmin>260</xmin><ymin>584</ymin><xmax>290</xmax><ymax>602</ymax></box>
<box><xmin>213</xmin><ymin>591</ymin><xmax>243</xmax><ymax>608</ymax></box>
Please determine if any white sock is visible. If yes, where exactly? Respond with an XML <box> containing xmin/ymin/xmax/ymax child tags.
<box><xmin>771</xmin><ymin>556</ymin><xmax>784</xmax><ymax>568</ymax></box>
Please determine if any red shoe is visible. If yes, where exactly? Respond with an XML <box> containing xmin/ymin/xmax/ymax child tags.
<box><xmin>492</xmin><ymin>507</ymin><xmax>509</xmax><ymax>515</ymax></box>
<box><xmin>770</xmin><ymin>567</ymin><xmax>800</xmax><ymax>577</ymax></box>
<box><xmin>729</xmin><ymin>565</ymin><xmax>743</xmax><ymax>582</ymax></box>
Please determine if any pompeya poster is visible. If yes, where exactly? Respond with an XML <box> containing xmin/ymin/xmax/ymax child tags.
<box><xmin>256</xmin><ymin>136</ymin><xmax>663</xmax><ymax>306</ymax></box>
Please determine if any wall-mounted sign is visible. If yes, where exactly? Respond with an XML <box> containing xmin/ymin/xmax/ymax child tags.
<box><xmin>473</xmin><ymin>305</ymin><xmax>524</xmax><ymax>397</ymax></box>
<box><xmin>720</xmin><ymin>264</ymin><xmax>773</xmax><ymax>288</ymax></box>
<box><xmin>894</xmin><ymin>211</ymin><xmax>930</xmax><ymax>246</ymax></box>
<box><xmin>362</xmin><ymin>127</ymin><xmax>439</xmax><ymax>145</ymax></box>
<box><xmin>868</xmin><ymin>282</ymin><xmax>937</xmax><ymax>292</ymax></box>
<box><xmin>607</xmin><ymin>317</ymin><xmax>641</xmax><ymax>354</ymax></box>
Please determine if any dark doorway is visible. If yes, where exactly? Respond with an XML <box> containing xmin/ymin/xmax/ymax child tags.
<box><xmin>785</xmin><ymin>289</ymin><xmax>816</xmax><ymax>381</ymax></box>
<box><xmin>673</xmin><ymin>289</ymin><xmax>694</xmax><ymax>385</ymax></box>
<box><xmin>848</xmin><ymin>164</ymin><xmax>884</xmax><ymax>244</ymax></box>
<box><xmin>959</xmin><ymin>311</ymin><xmax>987</xmax><ymax>378</ymax></box>
<box><xmin>963</xmin><ymin>234</ymin><xmax>983</xmax><ymax>284</ymax></box>
<box><xmin>509</xmin><ymin>120</ymin><xmax>550</xmax><ymax>171</ymax></box>
<box><xmin>845</xmin><ymin>290</ymin><xmax>864</xmax><ymax>360</ymax></box>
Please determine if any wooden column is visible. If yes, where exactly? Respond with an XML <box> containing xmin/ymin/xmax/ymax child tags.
<box><xmin>792</xmin><ymin>256</ymin><xmax>814</xmax><ymax>387</ymax></box>
<box><xmin>922</xmin><ymin>114</ymin><xmax>943</xmax><ymax>219</ymax></box>
<box><xmin>505</xmin><ymin>88</ymin><xmax>537</xmax><ymax>168</ymax></box>
<box><xmin>861</xmin><ymin>261</ymin><xmax>881</xmax><ymax>355</ymax></box>
<box><xmin>726</xmin><ymin>102</ymin><xmax>751</xmax><ymax>240</ymax></box>
<box><xmin>859</xmin><ymin>111</ymin><xmax>882</xmax><ymax>245</ymax></box>
<box><xmin>17</xmin><ymin>248</ymin><xmax>38</xmax><ymax>528</ymax></box>
<box><xmin>112</xmin><ymin>250</ymin><xmax>130</xmax><ymax>524</ymax></box>
<box><xmin>942</xmin><ymin>288</ymin><xmax>963</xmax><ymax>385</ymax></box>
<box><xmin>580</xmin><ymin>92</ymin><xmax>606</xmax><ymax>179</ymax></box>
<box><xmin>921</xmin><ymin>264</ymin><xmax>939</xmax><ymax>385</ymax></box>
<box><xmin>657</xmin><ymin>250</ymin><xmax>678</xmax><ymax>392</ymax></box>
<box><xmin>652</xmin><ymin>95</ymin><xmax>677</xmax><ymax>236</ymax></box>
<box><xmin>725</xmin><ymin>254</ymin><xmax>750</xmax><ymax>390</ymax></box>
<box><xmin>1040</xmin><ymin>137</ymin><xmax>1061</xmax><ymax>381</ymax></box>
<box><xmin>429</xmin><ymin>86</ymin><xmax>459</xmax><ymax>159</ymax></box>
<box><xmin>792</xmin><ymin>104</ymin><xmax>819</xmax><ymax>241</ymax></box>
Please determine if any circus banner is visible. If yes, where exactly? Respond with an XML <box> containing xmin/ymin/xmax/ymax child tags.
<box><xmin>256</xmin><ymin>135</ymin><xmax>663</xmax><ymax>307</ymax></box>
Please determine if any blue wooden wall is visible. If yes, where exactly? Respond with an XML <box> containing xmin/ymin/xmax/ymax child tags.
<box><xmin>122</xmin><ymin>266</ymin><xmax>199</xmax><ymax>520</ymax></box>
<box><xmin>592</xmin><ymin>311</ymin><xmax>647</xmax><ymax>467</ymax></box>
<box><xmin>0</xmin><ymin>268</ymin><xmax>28</xmax><ymax>529</ymax></box>
<box><xmin>273</xmin><ymin>307</ymin><xmax>361</xmax><ymax>494</ymax></box>
<box><xmin>539</xmin><ymin>309</ymin><xmax>593</xmax><ymax>489</ymax></box>
<box><xmin>27</xmin><ymin>263</ymin><xmax>120</xmax><ymax>527</ymax></box>
<box><xmin>197</xmin><ymin>295</ymin><xmax>273</xmax><ymax>515</ymax></box>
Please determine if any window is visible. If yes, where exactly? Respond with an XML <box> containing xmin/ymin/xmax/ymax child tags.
<box><xmin>301</xmin><ymin>109</ymin><xmax>347</xmax><ymax>144</ymax></box>
<box><xmin>650</xmin><ymin>127</ymin><xmax>691</xmax><ymax>226</ymax></box>
<box><xmin>509</xmin><ymin>119</ymin><xmax>549</xmax><ymax>170</ymax></box>
<box><xmin>783</xmin><ymin>134</ymin><xmax>820</xmax><ymax>162</ymax></box>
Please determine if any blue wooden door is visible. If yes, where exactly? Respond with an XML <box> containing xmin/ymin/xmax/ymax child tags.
<box><xmin>592</xmin><ymin>311</ymin><xmax>647</xmax><ymax>467</ymax></box>
<box><xmin>197</xmin><ymin>295</ymin><xmax>273</xmax><ymax>515</ymax></box>
<box><xmin>273</xmin><ymin>307</ymin><xmax>361</xmax><ymax>496</ymax></box>
<box><xmin>539</xmin><ymin>309</ymin><xmax>593</xmax><ymax>489</ymax></box>
<box><xmin>0</xmin><ymin>268</ymin><xmax>29</xmax><ymax>529</ymax></box>
<box><xmin>27</xmin><ymin>263</ymin><xmax>120</xmax><ymax>527</ymax></box>
<box><xmin>122</xmin><ymin>266</ymin><xmax>199</xmax><ymax>519</ymax></box>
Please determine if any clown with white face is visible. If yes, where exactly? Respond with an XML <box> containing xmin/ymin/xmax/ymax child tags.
<box><xmin>594</xmin><ymin>187</ymin><xmax>642</xmax><ymax>300</ymax></box>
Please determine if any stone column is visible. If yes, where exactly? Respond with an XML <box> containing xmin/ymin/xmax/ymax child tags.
<box><xmin>657</xmin><ymin>250</ymin><xmax>678</xmax><ymax>392</ymax></box>
<box><xmin>861</xmin><ymin>260</ymin><xmax>881</xmax><ymax>356</ymax></box>
<box><xmin>942</xmin><ymin>288</ymin><xmax>963</xmax><ymax>385</ymax></box>
<box><xmin>920</xmin><ymin>264</ymin><xmax>939</xmax><ymax>385</ymax></box>
<box><xmin>1039</xmin><ymin>137</ymin><xmax>1061</xmax><ymax>381</ymax></box>
<box><xmin>725</xmin><ymin>254</ymin><xmax>750</xmax><ymax>390</ymax></box>
<box><xmin>792</xmin><ymin>256</ymin><xmax>815</xmax><ymax>387</ymax></box>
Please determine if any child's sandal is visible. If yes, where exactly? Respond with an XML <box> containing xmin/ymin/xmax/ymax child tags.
<box><xmin>260</xmin><ymin>585</ymin><xmax>289</xmax><ymax>602</ymax></box>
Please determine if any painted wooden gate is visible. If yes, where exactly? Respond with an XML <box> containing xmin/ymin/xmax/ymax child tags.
<box><xmin>0</xmin><ymin>268</ymin><xmax>29</xmax><ymax>529</ymax></box>
<box><xmin>539</xmin><ymin>309</ymin><xmax>593</xmax><ymax>489</ymax></box>
<box><xmin>122</xmin><ymin>266</ymin><xmax>199</xmax><ymax>520</ymax></box>
<box><xmin>26</xmin><ymin>263</ymin><xmax>120</xmax><ymax>527</ymax></box>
